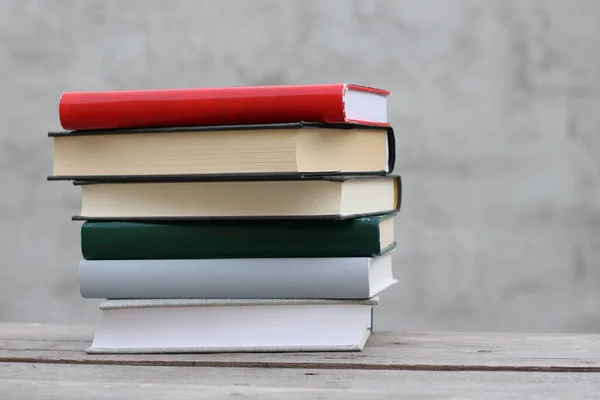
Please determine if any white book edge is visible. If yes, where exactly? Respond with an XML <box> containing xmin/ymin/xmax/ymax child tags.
<box><xmin>86</xmin><ymin>330</ymin><xmax>371</xmax><ymax>354</ymax></box>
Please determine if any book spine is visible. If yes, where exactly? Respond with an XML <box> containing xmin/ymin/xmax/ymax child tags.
<box><xmin>59</xmin><ymin>84</ymin><xmax>351</xmax><ymax>131</ymax></box>
<box><xmin>392</xmin><ymin>176</ymin><xmax>402</xmax><ymax>212</ymax></box>
<box><xmin>78</xmin><ymin>258</ymin><xmax>372</xmax><ymax>299</ymax></box>
<box><xmin>80</xmin><ymin>219</ymin><xmax>387</xmax><ymax>260</ymax></box>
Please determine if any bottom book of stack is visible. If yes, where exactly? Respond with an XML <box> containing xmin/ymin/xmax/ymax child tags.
<box><xmin>83</xmin><ymin>255</ymin><xmax>396</xmax><ymax>354</ymax></box>
<box><xmin>87</xmin><ymin>298</ymin><xmax>379</xmax><ymax>354</ymax></box>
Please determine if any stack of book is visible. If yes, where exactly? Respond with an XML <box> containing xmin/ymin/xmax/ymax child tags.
<box><xmin>49</xmin><ymin>83</ymin><xmax>402</xmax><ymax>353</ymax></box>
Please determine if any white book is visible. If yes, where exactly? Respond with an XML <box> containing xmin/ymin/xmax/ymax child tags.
<box><xmin>87</xmin><ymin>298</ymin><xmax>378</xmax><ymax>354</ymax></box>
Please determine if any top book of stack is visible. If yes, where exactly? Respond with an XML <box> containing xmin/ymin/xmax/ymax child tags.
<box><xmin>49</xmin><ymin>84</ymin><xmax>394</xmax><ymax>180</ymax></box>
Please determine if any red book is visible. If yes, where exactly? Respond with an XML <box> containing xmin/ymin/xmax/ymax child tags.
<box><xmin>58</xmin><ymin>83</ymin><xmax>390</xmax><ymax>131</ymax></box>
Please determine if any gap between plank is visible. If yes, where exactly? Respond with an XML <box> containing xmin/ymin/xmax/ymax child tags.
<box><xmin>1</xmin><ymin>356</ymin><xmax>599</xmax><ymax>373</ymax></box>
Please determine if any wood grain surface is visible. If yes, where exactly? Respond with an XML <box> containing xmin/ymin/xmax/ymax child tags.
<box><xmin>1</xmin><ymin>362</ymin><xmax>598</xmax><ymax>400</ymax></box>
<box><xmin>2</xmin><ymin>323</ymin><xmax>599</xmax><ymax>399</ymax></box>
<box><xmin>1</xmin><ymin>323</ymin><xmax>599</xmax><ymax>372</ymax></box>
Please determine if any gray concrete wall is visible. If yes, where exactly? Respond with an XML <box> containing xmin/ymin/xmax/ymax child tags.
<box><xmin>1</xmin><ymin>0</ymin><xmax>599</xmax><ymax>332</ymax></box>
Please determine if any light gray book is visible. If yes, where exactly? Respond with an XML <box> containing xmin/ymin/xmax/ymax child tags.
<box><xmin>86</xmin><ymin>298</ymin><xmax>379</xmax><ymax>354</ymax></box>
<box><xmin>79</xmin><ymin>254</ymin><xmax>397</xmax><ymax>299</ymax></box>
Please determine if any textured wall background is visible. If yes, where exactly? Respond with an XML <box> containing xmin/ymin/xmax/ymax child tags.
<box><xmin>1</xmin><ymin>0</ymin><xmax>599</xmax><ymax>332</ymax></box>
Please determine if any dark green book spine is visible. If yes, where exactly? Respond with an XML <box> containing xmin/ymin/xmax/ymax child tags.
<box><xmin>81</xmin><ymin>215</ymin><xmax>396</xmax><ymax>260</ymax></box>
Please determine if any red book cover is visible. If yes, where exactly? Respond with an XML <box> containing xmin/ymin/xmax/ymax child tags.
<box><xmin>58</xmin><ymin>83</ymin><xmax>390</xmax><ymax>131</ymax></box>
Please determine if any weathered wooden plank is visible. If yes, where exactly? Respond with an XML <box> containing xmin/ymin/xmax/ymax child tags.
<box><xmin>0</xmin><ymin>362</ymin><xmax>598</xmax><ymax>399</ymax></box>
<box><xmin>0</xmin><ymin>323</ymin><xmax>93</xmax><ymax>341</ymax></box>
<box><xmin>1</xmin><ymin>323</ymin><xmax>599</xmax><ymax>371</ymax></box>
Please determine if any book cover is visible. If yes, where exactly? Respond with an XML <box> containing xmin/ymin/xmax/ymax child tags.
<box><xmin>81</xmin><ymin>213</ymin><xmax>397</xmax><ymax>260</ymax></box>
<box><xmin>71</xmin><ymin>175</ymin><xmax>402</xmax><ymax>221</ymax></box>
<box><xmin>47</xmin><ymin>122</ymin><xmax>396</xmax><ymax>180</ymax></box>
<box><xmin>78</xmin><ymin>255</ymin><xmax>397</xmax><ymax>299</ymax></box>
<box><xmin>59</xmin><ymin>83</ymin><xmax>390</xmax><ymax>131</ymax></box>
<box><xmin>87</xmin><ymin>298</ymin><xmax>379</xmax><ymax>354</ymax></box>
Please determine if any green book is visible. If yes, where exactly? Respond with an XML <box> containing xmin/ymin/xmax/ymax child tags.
<box><xmin>81</xmin><ymin>214</ymin><xmax>397</xmax><ymax>260</ymax></box>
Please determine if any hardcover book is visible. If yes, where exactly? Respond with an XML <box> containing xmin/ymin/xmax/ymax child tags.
<box><xmin>59</xmin><ymin>83</ymin><xmax>390</xmax><ymax>131</ymax></box>
<box><xmin>72</xmin><ymin>175</ymin><xmax>402</xmax><ymax>221</ymax></box>
<box><xmin>87</xmin><ymin>298</ymin><xmax>379</xmax><ymax>354</ymax></box>
<box><xmin>80</xmin><ymin>213</ymin><xmax>397</xmax><ymax>260</ymax></box>
<box><xmin>48</xmin><ymin>123</ymin><xmax>395</xmax><ymax>179</ymax></box>
<box><xmin>78</xmin><ymin>254</ymin><xmax>397</xmax><ymax>299</ymax></box>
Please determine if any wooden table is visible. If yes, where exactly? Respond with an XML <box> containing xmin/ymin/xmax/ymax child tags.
<box><xmin>1</xmin><ymin>323</ymin><xmax>599</xmax><ymax>399</ymax></box>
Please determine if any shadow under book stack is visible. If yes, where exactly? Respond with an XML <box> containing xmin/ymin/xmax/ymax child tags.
<box><xmin>49</xmin><ymin>83</ymin><xmax>402</xmax><ymax>354</ymax></box>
